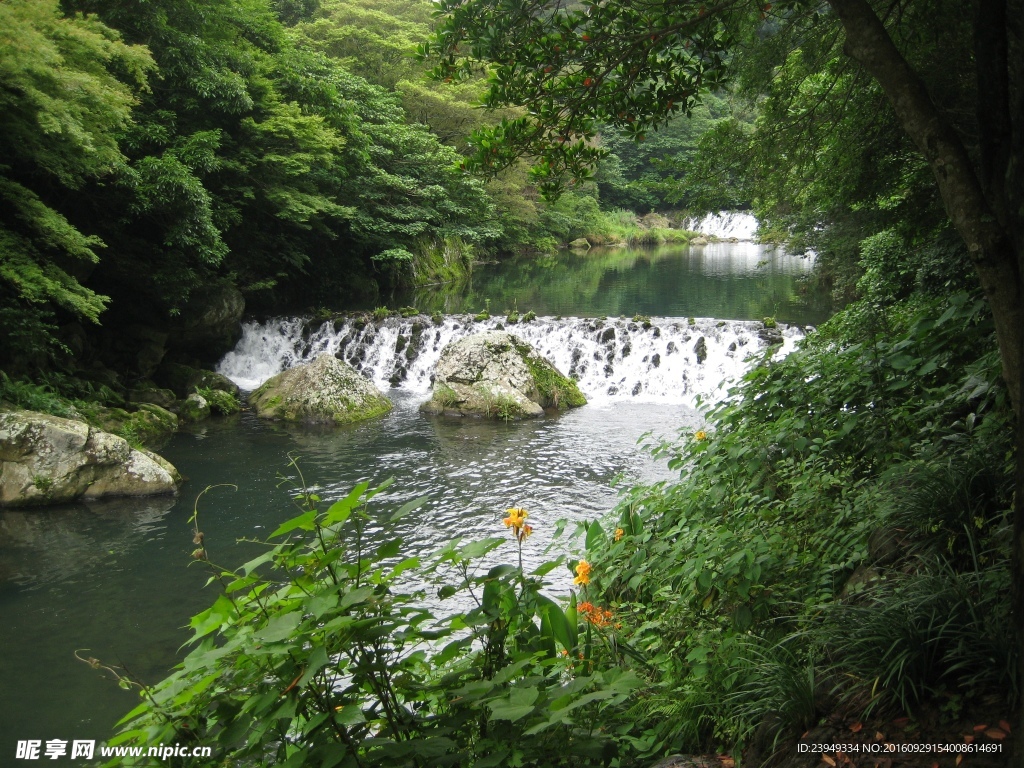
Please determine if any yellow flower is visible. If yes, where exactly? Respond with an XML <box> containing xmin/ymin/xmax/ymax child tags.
<box><xmin>503</xmin><ymin>507</ymin><xmax>528</xmax><ymax>531</ymax></box>
<box><xmin>614</xmin><ymin>527</ymin><xmax>624</xmax><ymax>541</ymax></box>
<box><xmin>573</xmin><ymin>560</ymin><xmax>591</xmax><ymax>586</ymax></box>
<box><xmin>694</xmin><ymin>429</ymin><xmax>708</xmax><ymax>442</ymax></box>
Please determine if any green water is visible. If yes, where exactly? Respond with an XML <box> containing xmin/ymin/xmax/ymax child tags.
<box><xmin>0</xmin><ymin>242</ymin><xmax>825</xmax><ymax>756</ymax></box>
<box><xmin>398</xmin><ymin>243</ymin><xmax>829</xmax><ymax>325</ymax></box>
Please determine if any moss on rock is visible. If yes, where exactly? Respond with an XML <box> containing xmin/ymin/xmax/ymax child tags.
<box><xmin>420</xmin><ymin>331</ymin><xmax>585</xmax><ymax>419</ymax></box>
<box><xmin>249</xmin><ymin>354</ymin><xmax>392</xmax><ymax>425</ymax></box>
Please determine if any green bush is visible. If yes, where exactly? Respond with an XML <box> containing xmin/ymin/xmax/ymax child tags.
<box><xmin>106</xmin><ymin>475</ymin><xmax>641</xmax><ymax>767</ymax></box>
<box><xmin>0</xmin><ymin>372</ymin><xmax>75</xmax><ymax>417</ymax></box>
<box><xmin>576</xmin><ymin>292</ymin><xmax>1016</xmax><ymax>756</ymax></box>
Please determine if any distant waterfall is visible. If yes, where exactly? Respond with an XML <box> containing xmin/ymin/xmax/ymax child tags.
<box><xmin>684</xmin><ymin>211</ymin><xmax>759</xmax><ymax>241</ymax></box>
<box><xmin>217</xmin><ymin>314</ymin><xmax>805</xmax><ymax>407</ymax></box>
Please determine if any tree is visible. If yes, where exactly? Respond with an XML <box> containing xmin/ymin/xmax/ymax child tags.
<box><xmin>428</xmin><ymin>0</ymin><xmax>1024</xmax><ymax>753</ymax></box>
<box><xmin>0</xmin><ymin>0</ymin><xmax>151</xmax><ymax>366</ymax></box>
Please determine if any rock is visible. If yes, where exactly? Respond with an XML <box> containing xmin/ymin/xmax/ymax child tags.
<box><xmin>156</xmin><ymin>362</ymin><xmax>240</xmax><ymax>400</ymax></box>
<box><xmin>167</xmin><ymin>283</ymin><xmax>245</xmax><ymax>362</ymax></box>
<box><xmin>249</xmin><ymin>354</ymin><xmax>392</xmax><ymax>425</ymax></box>
<box><xmin>649</xmin><ymin>756</ymin><xmax>719</xmax><ymax>768</ymax></box>
<box><xmin>690</xmin><ymin>236</ymin><xmax>709</xmax><ymax>246</ymax></box>
<box><xmin>841</xmin><ymin>564</ymin><xmax>881</xmax><ymax>597</ymax></box>
<box><xmin>420</xmin><ymin>331</ymin><xmax>586</xmax><ymax>419</ymax></box>
<box><xmin>758</xmin><ymin>326</ymin><xmax>784</xmax><ymax>346</ymax></box>
<box><xmin>0</xmin><ymin>410</ymin><xmax>180</xmax><ymax>507</ymax></box>
<box><xmin>133</xmin><ymin>404</ymin><xmax>178</xmax><ymax>439</ymax></box>
<box><xmin>81</xmin><ymin>405</ymin><xmax>176</xmax><ymax>445</ymax></box>
<box><xmin>201</xmin><ymin>388</ymin><xmax>241</xmax><ymax>416</ymax></box>
<box><xmin>84</xmin><ymin>406</ymin><xmax>133</xmax><ymax>435</ymax></box>
<box><xmin>568</xmin><ymin>237</ymin><xmax>591</xmax><ymax>250</ymax></box>
<box><xmin>693</xmin><ymin>336</ymin><xmax>707</xmax><ymax>365</ymax></box>
<box><xmin>129</xmin><ymin>384</ymin><xmax>177</xmax><ymax>409</ymax></box>
<box><xmin>177</xmin><ymin>393</ymin><xmax>211</xmax><ymax>423</ymax></box>
<box><xmin>868</xmin><ymin>527</ymin><xmax>902</xmax><ymax>566</ymax></box>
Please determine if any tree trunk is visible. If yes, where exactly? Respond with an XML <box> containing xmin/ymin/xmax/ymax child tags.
<box><xmin>826</xmin><ymin>0</ymin><xmax>1023</xmax><ymax>761</ymax></box>
<box><xmin>826</xmin><ymin>0</ymin><xmax>1022</xmax><ymax>414</ymax></box>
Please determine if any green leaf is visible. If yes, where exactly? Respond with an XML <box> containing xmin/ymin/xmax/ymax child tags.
<box><xmin>488</xmin><ymin>686</ymin><xmax>539</xmax><ymax>721</ymax></box>
<box><xmin>375</xmin><ymin>538</ymin><xmax>402</xmax><ymax>560</ymax></box>
<box><xmin>270</xmin><ymin>510</ymin><xmax>317</xmax><ymax>538</ymax></box>
<box><xmin>297</xmin><ymin>645</ymin><xmax>329</xmax><ymax>689</ymax></box>
<box><xmin>334</xmin><ymin>704</ymin><xmax>366</xmax><ymax>727</ymax></box>
<box><xmin>324</xmin><ymin>482</ymin><xmax>370</xmax><ymax>526</ymax></box>
<box><xmin>339</xmin><ymin>586</ymin><xmax>375</xmax><ymax>610</ymax></box>
<box><xmin>585</xmin><ymin>520</ymin><xmax>606</xmax><ymax>550</ymax></box>
<box><xmin>457</xmin><ymin>537</ymin><xmax>505</xmax><ymax>560</ymax></box>
<box><xmin>255</xmin><ymin>612</ymin><xmax>302</xmax><ymax>643</ymax></box>
<box><xmin>390</xmin><ymin>494</ymin><xmax>430</xmax><ymax>522</ymax></box>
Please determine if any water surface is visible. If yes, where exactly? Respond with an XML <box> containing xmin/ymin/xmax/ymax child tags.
<box><xmin>0</xmin><ymin>240</ymin><xmax>822</xmax><ymax>754</ymax></box>
<box><xmin>396</xmin><ymin>243</ymin><xmax>828</xmax><ymax>325</ymax></box>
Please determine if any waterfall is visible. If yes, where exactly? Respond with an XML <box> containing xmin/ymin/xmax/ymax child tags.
<box><xmin>217</xmin><ymin>314</ymin><xmax>805</xmax><ymax>407</ymax></box>
<box><xmin>684</xmin><ymin>211</ymin><xmax>759</xmax><ymax>241</ymax></box>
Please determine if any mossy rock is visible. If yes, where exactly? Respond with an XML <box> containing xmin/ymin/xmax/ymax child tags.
<box><xmin>131</xmin><ymin>404</ymin><xmax>179</xmax><ymax>442</ymax></box>
<box><xmin>128</xmin><ymin>384</ymin><xmax>177</xmax><ymax>409</ymax></box>
<box><xmin>420</xmin><ymin>331</ymin><xmax>585</xmax><ymax>419</ymax></box>
<box><xmin>177</xmin><ymin>393</ymin><xmax>212</xmax><ymax>423</ymax></box>
<box><xmin>249</xmin><ymin>354</ymin><xmax>392</xmax><ymax>425</ymax></box>
<box><xmin>157</xmin><ymin>362</ymin><xmax>240</xmax><ymax>399</ymax></box>
<box><xmin>198</xmin><ymin>387</ymin><xmax>241</xmax><ymax>416</ymax></box>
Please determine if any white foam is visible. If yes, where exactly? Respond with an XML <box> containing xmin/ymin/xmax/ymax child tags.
<box><xmin>217</xmin><ymin>315</ymin><xmax>806</xmax><ymax>407</ymax></box>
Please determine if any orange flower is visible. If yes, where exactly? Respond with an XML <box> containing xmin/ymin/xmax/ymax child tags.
<box><xmin>518</xmin><ymin>523</ymin><xmax>533</xmax><ymax>543</ymax></box>
<box><xmin>573</xmin><ymin>560</ymin><xmax>591</xmax><ymax>586</ymax></box>
<box><xmin>614</xmin><ymin>527</ymin><xmax>624</xmax><ymax>541</ymax></box>
<box><xmin>578</xmin><ymin>601</ymin><xmax>615</xmax><ymax>627</ymax></box>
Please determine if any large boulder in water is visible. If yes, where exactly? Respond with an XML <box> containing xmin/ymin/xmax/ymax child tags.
<box><xmin>420</xmin><ymin>331</ymin><xmax>586</xmax><ymax>419</ymax></box>
<box><xmin>249</xmin><ymin>354</ymin><xmax>392</xmax><ymax>425</ymax></box>
<box><xmin>0</xmin><ymin>410</ymin><xmax>181</xmax><ymax>507</ymax></box>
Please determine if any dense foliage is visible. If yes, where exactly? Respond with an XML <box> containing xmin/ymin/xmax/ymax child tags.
<box><xmin>0</xmin><ymin>0</ymin><xmax>505</xmax><ymax>374</ymax></box>
<box><xmin>582</xmin><ymin>292</ymin><xmax>1015</xmax><ymax>758</ymax></box>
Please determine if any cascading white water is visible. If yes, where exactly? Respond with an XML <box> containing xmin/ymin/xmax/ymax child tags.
<box><xmin>217</xmin><ymin>314</ymin><xmax>805</xmax><ymax>406</ymax></box>
<box><xmin>684</xmin><ymin>211</ymin><xmax>759</xmax><ymax>240</ymax></box>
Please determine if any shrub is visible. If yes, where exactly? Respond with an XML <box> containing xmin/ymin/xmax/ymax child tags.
<box><xmin>103</xmin><ymin>474</ymin><xmax>642</xmax><ymax>767</ymax></box>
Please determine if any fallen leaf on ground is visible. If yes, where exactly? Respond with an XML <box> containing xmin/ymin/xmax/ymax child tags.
<box><xmin>822</xmin><ymin>756</ymin><xmax>836</xmax><ymax>767</ymax></box>
<box><xmin>984</xmin><ymin>728</ymin><xmax>1006</xmax><ymax>740</ymax></box>
<box><xmin>973</xmin><ymin>724</ymin><xmax>988</xmax><ymax>732</ymax></box>
<box><xmin>999</xmin><ymin>720</ymin><xmax>1011</xmax><ymax>733</ymax></box>
<box><xmin>964</xmin><ymin>735</ymin><xmax>974</xmax><ymax>744</ymax></box>
<box><xmin>875</xmin><ymin>732</ymin><xmax>886</xmax><ymax>741</ymax></box>
<box><xmin>955</xmin><ymin>755</ymin><xmax>963</xmax><ymax>766</ymax></box>
<box><xmin>850</xmin><ymin>722</ymin><xmax>863</xmax><ymax>733</ymax></box>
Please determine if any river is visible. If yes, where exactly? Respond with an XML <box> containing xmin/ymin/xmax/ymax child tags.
<box><xmin>0</xmin><ymin>235</ymin><xmax>828</xmax><ymax>755</ymax></box>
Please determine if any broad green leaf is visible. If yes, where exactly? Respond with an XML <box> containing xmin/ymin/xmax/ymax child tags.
<box><xmin>297</xmin><ymin>645</ymin><xmax>329</xmax><ymax>689</ymax></box>
<box><xmin>324</xmin><ymin>482</ymin><xmax>370</xmax><ymax>526</ymax></box>
<box><xmin>390</xmin><ymin>494</ymin><xmax>429</xmax><ymax>522</ymax></box>
<box><xmin>270</xmin><ymin>510</ymin><xmax>316</xmax><ymax>538</ymax></box>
